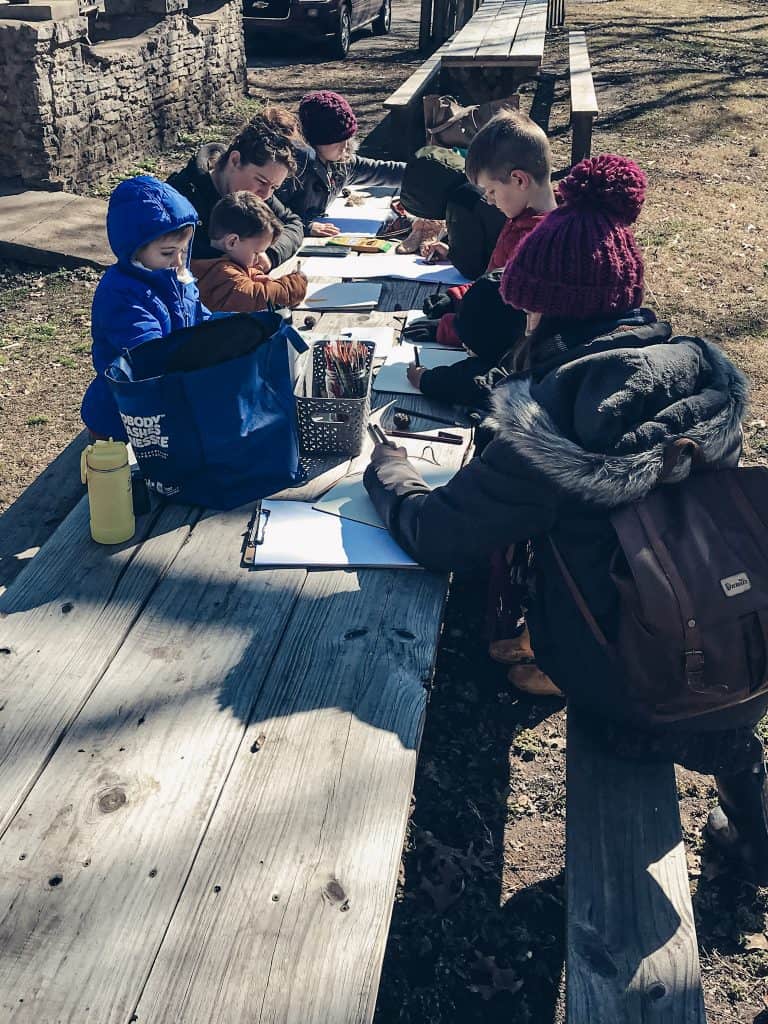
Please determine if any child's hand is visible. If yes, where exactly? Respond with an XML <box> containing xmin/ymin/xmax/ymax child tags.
<box><xmin>420</xmin><ymin>240</ymin><xmax>450</xmax><ymax>263</ymax></box>
<box><xmin>310</xmin><ymin>221</ymin><xmax>341</xmax><ymax>237</ymax></box>
<box><xmin>254</xmin><ymin>252</ymin><xmax>272</xmax><ymax>273</ymax></box>
<box><xmin>406</xmin><ymin>364</ymin><xmax>427</xmax><ymax>389</ymax></box>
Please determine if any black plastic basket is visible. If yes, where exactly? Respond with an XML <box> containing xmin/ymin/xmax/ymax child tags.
<box><xmin>294</xmin><ymin>340</ymin><xmax>375</xmax><ymax>457</ymax></box>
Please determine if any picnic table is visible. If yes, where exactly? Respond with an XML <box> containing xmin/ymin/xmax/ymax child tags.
<box><xmin>0</xmin><ymin>214</ymin><xmax>475</xmax><ymax>1019</ymax></box>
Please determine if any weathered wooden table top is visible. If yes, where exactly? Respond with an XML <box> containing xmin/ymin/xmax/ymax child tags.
<box><xmin>0</xmin><ymin>280</ymin><xmax>474</xmax><ymax>1023</ymax></box>
<box><xmin>440</xmin><ymin>0</ymin><xmax>548</xmax><ymax>68</ymax></box>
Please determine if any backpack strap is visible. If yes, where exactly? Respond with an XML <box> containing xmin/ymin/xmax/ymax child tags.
<box><xmin>660</xmin><ymin>437</ymin><xmax>702</xmax><ymax>482</ymax></box>
<box><xmin>633</xmin><ymin>501</ymin><xmax>712</xmax><ymax>692</ymax></box>
<box><xmin>548</xmin><ymin>538</ymin><xmax>610</xmax><ymax>648</ymax></box>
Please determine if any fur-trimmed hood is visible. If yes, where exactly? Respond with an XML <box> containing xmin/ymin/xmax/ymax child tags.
<box><xmin>487</xmin><ymin>327</ymin><xmax>748</xmax><ymax>508</ymax></box>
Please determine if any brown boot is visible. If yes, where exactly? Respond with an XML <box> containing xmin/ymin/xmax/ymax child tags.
<box><xmin>507</xmin><ymin>662</ymin><xmax>563</xmax><ymax>698</ymax></box>
<box><xmin>396</xmin><ymin>218</ymin><xmax>445</xmax><ymax>254</ymax></box>
<box><xmin>489</xmin><ymin>626</ymin><xmax>535</xmax><ymax>665</ymax></box>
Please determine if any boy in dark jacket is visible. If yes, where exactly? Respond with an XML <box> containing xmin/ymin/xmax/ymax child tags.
<box><xmin>407</xmin><ymin>112</ymin><xmax>558</xmax><ymax>404</ymax></box>
<box><xmin>365</xmin><ymin>155</ymin><xmax>768</xmax><ymax>884</ymax></box>
<box><xmin>276</xmin><ymin>90</ymin><xmax>405</xmax><ymax>236</ymax></box>
<box><xmin>167</xmin><ymin>116</ymin><xmax>304</xmax><ymax>271</ymax></box>
<box><xmin>81</xmin><ymin>176</ymin><xmax>210</xmax><ymax>441</ymax></box>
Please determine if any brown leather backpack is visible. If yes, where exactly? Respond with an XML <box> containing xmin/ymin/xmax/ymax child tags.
<box><xmin>422</xmin><ymin>94</ymin><xmax>520</xmax><ymax>149</ymax></box>
<box><xmin>551</xmin><ymin>448</ymin><xmax>768</xmax><ymax>726</ymax></box>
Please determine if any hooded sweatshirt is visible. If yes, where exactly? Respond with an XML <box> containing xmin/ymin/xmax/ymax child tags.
<box><xmin>81</xmin><ymin>176</ymin><xmax>210</xmax><ymax>440</ymax></box>
<box><xmin>364</xmin><ymin>312</ymin><xmax>749</xmax><ymax>720</ymax></box>
<box><xmin>167</xmin><ymin>143</ymin><xmax>305</xmax><ymax>268</ymax></box>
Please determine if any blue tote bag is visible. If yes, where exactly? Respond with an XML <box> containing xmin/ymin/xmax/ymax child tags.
<box><xmin>106</xmin><ymin>312</ymin><xmax>307</xmax><ymax>509</ymax></box>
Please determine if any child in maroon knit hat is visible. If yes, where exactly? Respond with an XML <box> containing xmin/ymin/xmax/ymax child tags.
<box><xmin>276</xmin><ymin>90</ymin><xmax>405</xmax><ymax>238</ymax></box>
<box><xmin>501</xmin><ymin>153</ymin><xmax>646</xmax><ymax>350</ymax></box>
<box><xmin>364</xmin><ymin>155</ymin><xmax>768</xmax><ymax>888</ymax></box>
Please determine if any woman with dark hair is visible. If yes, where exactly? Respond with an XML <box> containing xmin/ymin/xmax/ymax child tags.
<box><xmin>167</xmin><ymin>112</ymin><xmax>304</xmax><ymax>271</ymax></box>
<box><xmin>363</xmin><ymin>154</ymin><xmax>768</xmax><ymax>884</ymax></box>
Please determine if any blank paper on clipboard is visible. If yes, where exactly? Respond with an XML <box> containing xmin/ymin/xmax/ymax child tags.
<box><xmin>247</xmin><ymin>500</ymin><xmax>420</xmax><ymax>569</ymax></box>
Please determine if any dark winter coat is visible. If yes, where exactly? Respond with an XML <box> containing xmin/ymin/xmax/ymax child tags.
<box><xmin>166</xmin><ymin>143</ymin><xmax>304</xmax><ymax>268</ymax></box>
<box><xmin>276</xmin><ymin>144</ymin><xmax>405</xmax><ymax>228</ymax></box>
<box><xmin>81</xmin><ymin>177</ymin><xmax>210</xmax><ymax>439</ymax></box>
<box><xmin>443</xmin><ymin>185</ymin><xmax>507</xmax><ymax>281</ymax></box>
<box><xmin>419</xmin><ymin>271</ymin><xmax>526</xmax><ymax>405</ymax></box>
<box><xmin>364</xmin><ymin>311</ymin><xmax>748</xmax><ymax>722</ymax></box>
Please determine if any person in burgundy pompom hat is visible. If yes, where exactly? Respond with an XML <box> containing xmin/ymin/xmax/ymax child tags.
<box><xmin>364</xmin><ymin>154</ymin><xmax>768</xmax><ymax>884</ymax></box>
<box><xmin>276</xmin><ymin>90</ymin><xmax>406</xmax><ymax>237</ymax></box>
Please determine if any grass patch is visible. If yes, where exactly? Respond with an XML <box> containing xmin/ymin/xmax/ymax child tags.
<box><xmin>26</xmin><ymin>415</ymin><xmax>49</xmax><ymax>427</ymax></box>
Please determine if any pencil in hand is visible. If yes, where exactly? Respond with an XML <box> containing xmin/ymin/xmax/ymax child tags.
<box><xmin>413</xmin><ymin>345</ymin><xmax>421</xmax><ymax>367</ymax></box>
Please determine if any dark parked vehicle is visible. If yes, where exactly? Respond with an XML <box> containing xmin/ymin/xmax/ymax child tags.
<box><xmin>244</xmin><ymin>0</ymin><xmax>391</xmax><ymax>57</ymax></box>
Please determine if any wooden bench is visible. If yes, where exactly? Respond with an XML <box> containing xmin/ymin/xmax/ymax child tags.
<box><xmin>383</xmin><ymin>36</ymin><xmax>454</xmax><ymax>159</ymax></box>
<box><xmin>566</xmin><ymin>711</ymin><xmax>707</xmax><ymax>1023</ymax></box>
<box><xmin>569</xmin><ymin>29</ymin><xmax>599</xmax><ymax>166</ymax></box>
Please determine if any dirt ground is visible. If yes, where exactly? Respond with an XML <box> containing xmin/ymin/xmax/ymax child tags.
<box><xmin>2</xmin><ymin>0</ymin><xmax>768</xmax><ymax>1019</ymax></box>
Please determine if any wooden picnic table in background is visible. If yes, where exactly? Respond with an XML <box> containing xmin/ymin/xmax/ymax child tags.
<box><xmin>0</xmin><ymin>273</ymin><xmax>474</xmax><ymax>1022</ymax></box>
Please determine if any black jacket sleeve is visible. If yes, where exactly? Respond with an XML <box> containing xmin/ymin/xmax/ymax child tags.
<box><xmin>346</xmin><ymin>156</ymin><xmax>406</xmax><ymax>190</ymax></box>
<box><xmin>418</xmin><ymin>355</ymin><xmax>497</xmax><ymax>407</ymax></box>
<box><xmin>265</xmin><ymin>193</ymin><xmax>305</xmax><ymax>267</ymax></box>
<box><xmin>363</xmin><ymin>438</ymin><xmax>559</xmax><ymax>572</ymax></box>
<box><xmin>445</xmin><ymin>203</ymin><xmax>488</xmax><ymax>280</ymax></box>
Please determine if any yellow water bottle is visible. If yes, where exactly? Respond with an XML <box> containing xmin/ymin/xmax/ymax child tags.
<box><xmin>80</xmin><ymin>439</ymin><xmax>135</xmax><ymax>544</ymax></box>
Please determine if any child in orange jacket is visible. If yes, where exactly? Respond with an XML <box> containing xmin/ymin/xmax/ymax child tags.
<box><xmin>191</xmin><ymin>192</ymin><xmax>307</xmax><ymax>312</ymax></box>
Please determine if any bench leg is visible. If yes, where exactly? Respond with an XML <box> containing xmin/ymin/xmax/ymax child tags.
<box><xmin>571</xmin><ymin>113</ymin><xmax>593</xmax><ymax>167</ymax></box>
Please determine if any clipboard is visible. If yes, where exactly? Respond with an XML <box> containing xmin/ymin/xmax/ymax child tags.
<box><xmin>242</xmin><ymin>500</ymin><xmax>420</xmax><ymax>569</ymax></box>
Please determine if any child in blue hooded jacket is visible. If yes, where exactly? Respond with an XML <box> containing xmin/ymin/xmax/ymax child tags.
<box><xmin>81</xmin><ymin>176</ymin><xmax>211</xmax><ymax>440</ymax></box>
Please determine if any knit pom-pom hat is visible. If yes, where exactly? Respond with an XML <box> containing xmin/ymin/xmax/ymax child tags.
<box><xmin>299</xmin><ymin>91</ymin><xmax>358</xmax><ymax>147</ymax></box>
<box><xmin>501</xmin><ymin>154</ymin><xmax>647</xmax><ymax>319</ymax></box>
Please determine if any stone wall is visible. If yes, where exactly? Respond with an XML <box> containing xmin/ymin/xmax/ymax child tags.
<box><xmin>0</xmin><ymin>0</ymin><xmax>245</xmax><ymax>191</ymax></box>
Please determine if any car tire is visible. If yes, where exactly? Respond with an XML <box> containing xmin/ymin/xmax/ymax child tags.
<box><xmin>371</xmin><ymin>0</ymin><xmax>391</xmax><ymax>35</ymax></box>
<box><xmin>331</xmin><ymin>4</ymin><xmax>351</xmax><ymax>57</ymax></box>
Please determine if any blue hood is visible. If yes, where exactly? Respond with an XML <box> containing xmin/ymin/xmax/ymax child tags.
<box><xmin>106</xmin><ymin>176</ymin><xmax>199</xmax><ymax>263</ymax></box>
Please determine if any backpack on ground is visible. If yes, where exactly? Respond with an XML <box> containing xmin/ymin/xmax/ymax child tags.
<box><xmin>551</xmin><ymin>443</ymin><xmax>768</xmax><ymax>726</ymax></box>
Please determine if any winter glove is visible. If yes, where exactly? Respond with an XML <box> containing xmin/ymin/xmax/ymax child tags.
<box><xmin>401</xmin><ymin>318</ymin><xmax>440</xmax><ymax>345</ymax></box>
<box><xmin>422</xmin><ymin>292</ymin><xmax>453</xmax><ymax>319</ymax></box>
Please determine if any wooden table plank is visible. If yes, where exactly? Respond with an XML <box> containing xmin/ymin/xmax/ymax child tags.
<box><xmin>134</xmin><ymin>567</ymin><xmax>449</xmax><ymax>1024</ymax></box>
<box><xmin>507</xmin><ymin>0</ymin><xmax>548</xmax><ymax>65</ymax></box>
<box><xmin>0</xmin><ymin>499</ymin><xmax>195</xmax><ymax>838</ymax></box>
<box><xmin>0</xmin><ymin>507</ymin><xmax>307</xmax><ymax>1023</ymax></box>
<box><xmin>566</xmin><ymin>713</ymin><xmax>707</xmax><ymax>1023</ymax></box>
<box><xmin>480</xmin><ymin>0</ymin><xmax>526</xmax><ymax>61</ymax></box>
<box><xmin>442</xmin><ymin>0</ymin><xmax>504</xmax><ymax>63</ymax></box>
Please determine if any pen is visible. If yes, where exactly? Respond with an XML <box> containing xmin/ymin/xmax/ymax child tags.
<box><xmin>367</xmin><ymin>422</ymin><xmax>398</xmax><ymax>449</ymax></box>
<box><xmin>413</xmin><ymin>345</ymin><xmax>421</xmax><ymax>367</ymax></box>
<box><xmin>385</xmin><ymin>429</ymin><xmax>463</xmax><ymax>446</ymax></box>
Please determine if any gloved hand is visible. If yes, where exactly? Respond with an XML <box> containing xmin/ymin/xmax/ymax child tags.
<box><xmin>401</xmin><ymin>318</ymin><xmax>439</xmax><ymax>345</ymax></box>
<box><xmin>422</xmin><ymin>292</ymin><xmax>453</xmax><ymax>319</ymax></box>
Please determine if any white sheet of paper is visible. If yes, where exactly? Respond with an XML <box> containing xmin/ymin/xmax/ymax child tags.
<box><xmin>298</xmin><ymin>253</ymin><xmax>471</xmax><ymax>286</ymax></box>
<box><xmin>325</xmin><ymin>192</ymin><xmax>395</xmax><ymax>220</ymax></box>
<box><xmin>304</xmin><ymin>326</ymin><xmax>397</xmax><ymax>358</ymax></box>
<box><xmin>373</xmin><ymin>344</ymin><xmax>467</xmax><ymax>395</ymax></box>
<box><xmin>249</xmin><ymin>500</ymin><xmax>419</xmax><ymax>569</ymax></box>
<box><xmin>314</xmin><ymin>457</ymin><xmax>458</xmax><ymax>529</ymax></box>
<box><xmin>314</xmin><ymin>215</ymin><xmax>385</xmax><ymax>235</ymax></box>
<box><xmin>296</xmin><ymin>281</ymin><xmax>382</xmax><ymax>312</ymax></box>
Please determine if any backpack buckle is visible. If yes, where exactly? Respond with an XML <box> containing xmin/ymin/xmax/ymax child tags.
<box><xmin>685</xmin><ymin>649</ymin><xmax>706</xmax><ymax>690</ymax></box>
